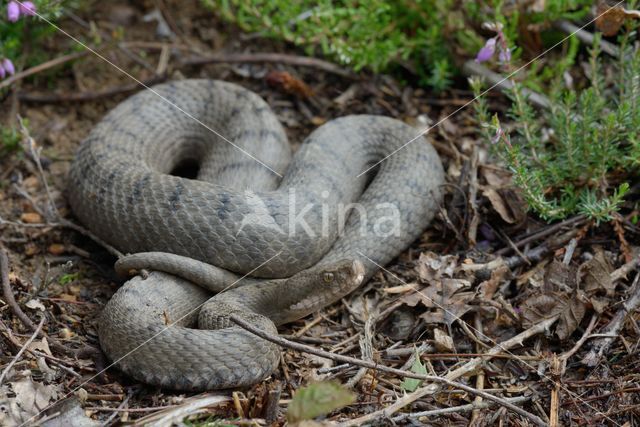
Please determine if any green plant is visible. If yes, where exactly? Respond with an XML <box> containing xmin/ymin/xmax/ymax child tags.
<box><xmin>472</xmin><ymin>35</ymin><xmax>640</xmax><ymax>223</ymax></box>
<box><xmin>0</xmin><ymin>126</ymin><xmax>21</xmax><ymax>157</ymax></box>
<box><xmin>204</xmin><ymin>0</ymin><xmax>592</xmax><ymax>89</ymax></box>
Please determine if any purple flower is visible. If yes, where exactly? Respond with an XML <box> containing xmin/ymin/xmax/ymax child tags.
<box><xmin>0</xmin><ymin>65</ymin><xmax>5</xmax><ymax>79</ymax></box>
<box><xmin>19</xmin><ymin>1</ymin><xmax>36</xmax><ymax>16</ymax></box>
<box><xmin>7</xmin><ymin>1</ymin><xmax>20</xmax><ymax>22</ymax></box>
<box><xmin>2</xmin><ymin>59</ymin><xmax>15</xmax><ymax>75</ymax></box>
<box><xmin>498</xmin><ymin>47</ymin><xmax>511</xmax><ymax>64</ymax></box>
<box><xmin>476</xmin><ymin>37</ymin><xmax>497</xmax><ymax>63</ymax></box>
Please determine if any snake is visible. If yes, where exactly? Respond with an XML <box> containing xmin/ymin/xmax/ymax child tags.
<box><xmin>67</xmin><ymin>79</ymin><xmax>445</xmax><ymax>390</ymax></box>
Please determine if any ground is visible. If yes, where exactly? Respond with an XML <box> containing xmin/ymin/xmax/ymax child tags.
<box><xmin>0</xmin><ymin>1</ymin><xmax>639</xmax><ymax>426</ymax></box>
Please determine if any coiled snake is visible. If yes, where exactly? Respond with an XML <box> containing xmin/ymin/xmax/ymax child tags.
<box><xmin>68</xmin><ymin>80</ymin><xmax>444</xmax><ymax>390</ymax></box>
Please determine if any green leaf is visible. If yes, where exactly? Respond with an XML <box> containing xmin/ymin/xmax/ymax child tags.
<box><xmin>287</xmin><ymin>381</ymin><xmax>356</xmax><ymax>423</ymax></box>
<box><xmin>400</xmin><ymin>347</ymin><xmax>427</xmax><ymax>392</ymax></box>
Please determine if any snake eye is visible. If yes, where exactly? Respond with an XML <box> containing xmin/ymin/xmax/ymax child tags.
<box><xmin>323</xmin><ymin>272</ymin><xmax>334</xmax><ymax>283</ymax></box>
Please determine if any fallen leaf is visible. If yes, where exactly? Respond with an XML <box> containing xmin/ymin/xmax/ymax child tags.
<box><xmin>400</xmin><ymin>347</ymin><xmax>427</xmax><ymax>392</ymax></box>
<box><xmin>404</xmin><ymin>278</ymin><xmax>473</xmax><ymax>326</ymax></box>
<box><xmin>415</xmin><ymin>252</ymin><xmax>458</xmax><ymax>283</ymax></box>
<box><xmin>47</xmin><ymin>244</ymin><xmax>66</xmax><ymax>255</ymax></box>
<box><xmin>287</xmin><ymin>381</ymin><xmax>355</xmax><ymax>423</ymax></box>
<box><xmin>25</xmin><ymin>299</ymin><xmax>45</xmax><ymax>312</ymax></box>
<box><xmin>483</xmin><ymin>188</ymin><xmax>526</xmax><ymax>224</ymax></box>
<box><xmin>580</xmin><ymin>248</ymin><xmax>615</xmax><ymax>296</ymax></box>
<box><xmin>544</xmin><ymin>260</ymin><xmax>577</xmax><ymax>293</ymax></box>
<box><xmin>595</xmin><ymin>1</ymin><xmax>640</xmax><ymax>36</ymax></box>
<box><xmin>0</xmin><ymin>375</ymin><xmax>62</xmax><ymax>426</ymax></box>
<box><xmin>520</xmin><ymin>292</ymin><xmax>586</xmax><ymax>339</ymax></box>
<box><xmin>266</xmin><ymin>71</ymin><xmax>314</xmax><ymax>98</ymax></box>
<box><xmin>433</xmin><ymin>328</ymin><xmax>455</xmax><ymax>352</ymax></box>
<box><xmin>478</xmin><ymin>263</ymin><xmax>509</xmax><ymax>299</ymax></box>
<box><xmin>20</xmin><ymin>213</ymin><xmax>43</xmax><ymax>224</ymax></box>
<box><xmin>383</xmin><ymin>283</ymin><xmax>418</xmax><ymax>294</ymax></box>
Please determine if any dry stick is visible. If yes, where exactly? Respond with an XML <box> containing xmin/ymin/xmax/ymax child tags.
<box><xmin>131</xmin><ymin>394</ymin><xmax>232</xmax><ymax>426</ymax></box>
<box><xmin>180</xmin><ymin>52</ymin><xmax>357</xmax><ymax>79</ymax></box>
<box><xmin>0</xmin><ymin>51</ymin><xmax>88</xmax><ymax>90</ymax></box>
<box><xmin>554</xmin><ymin>20</ymin><xmax>619</xmax><ymax>57</ymax></box>
<box><xmin>495</xmin><ymin>214</ymin><xmax>587</xmax><ymax>257</ymax></box>
<box><xmin>1</xmin><ymin>247</ymin><xmax>37</xmax><ymax>331</ymax></box>
<box><xmin>18</xmin><ymin>75</ymin><xmax>167</xmax><ymax>104</ymax></box>
<box><xmin>0</xmin><ymin>317</ymin><xmax>45</xmax><ymax>385</ymax></box>
<box><xmin>391</xmin><ymin>395</ymin><xmax>530</xmax><ymax>422</ymax></box>
<box><xmin>582</xmin><ymin>270</ymin><xmax>640</xmax><ymax>366</ymax></box>
<box><xmin>229</xmin><ymin>315</ymin><xmax>547</xmax><ymax>427</ymax></box>
<box><xmin>339</xmin><ymin>316</ymin><xmax>559</xmax><ymax>427</ymax></box>
<box><xmin>462</xmin><ymin>60</ymin><xmax>551</xmax><ymax>109</ymax></box>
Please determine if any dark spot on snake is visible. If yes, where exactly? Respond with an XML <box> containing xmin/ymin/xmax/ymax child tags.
<box><xmin>217</xmin><ymin>192</ymin><xmax>231</xmax><ymax>220</ymax></box>
<box><xmin>132</xmin><ymin>174</ymin><xmax>151</xmax><ymax>201</ymax></box>
<box><xmin>169</xmin><ymin>182</ymin><xmax>184</xmax><ymax>213</ymax></box>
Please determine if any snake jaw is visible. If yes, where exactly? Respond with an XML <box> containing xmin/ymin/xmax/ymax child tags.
<box><xmin>351</xmin><ymin>259</ymin><xmax>365</xmax><ymax>288</ymax></box>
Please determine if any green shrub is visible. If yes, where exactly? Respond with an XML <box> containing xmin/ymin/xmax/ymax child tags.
<box><xmin>204</xmin><ymin>0</ymin><xmax>592</xmax><ymax>89</ymax></box>
<box><xmin>472</xmin><ymin>35</ymin><xmax>640</xmax><ymax>223</ymax></box>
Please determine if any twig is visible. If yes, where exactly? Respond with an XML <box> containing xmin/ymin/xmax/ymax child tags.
<box><xmin>554</xmin><ymin>20</ymin><xmax>619</xmax><ymax>57</ymax></box>
<box><xmin>131</xmin><ymin>394</ymin><xmax>231</xmax><ymax>426</ymax></box>
<box><xmin>462</xmin><ymin>60</ymin><xmax>551</xmax><ymax>109</ymax></box>
<box><xmin>230</xmin><ymin>315</ymin><xmax>547</xmax><ymax>427</ymax></box>
<box><xmin>495</xmin><ymin>214</ymin><xmax>587</xmax><ymax>256</ymax></box>
<box><xmin>582</xmin><ymin>271</ymin><xmax>640</xmax><ymax>366</ymax></box>
<box><xmin>391</xmin><ymin>395</ymin><xmax>530</xmax><ymax>422</ymax></box>
<box><xmin>17</xmin><ymin>75</ymin><xmax>167</xmax><ymax>104</ymax></box>
<box><xmin>180</xmin><ymin>52</ymin><xmax>357</xmax><ymax>79</ymax></box>
<box><xmin>100</xmin><ymin>393</ymin><xmax>132</xmax><ymax>427</ymax></box>
<box><xmin>0</xmin><ymin>51</ymin><xmax>88</xmax><ymax>90</ymax></box>
<box><xmin>559</xmin><ymin>314</ymin><xmax>598</xmax><ymax>362</ymax></box>
<box><xmin>338</xmin><ymin>315</ymin><xmax>559</xmax><ymax>426</ymax></box>
<box><xmin>1</xmin><ymin>246</ymin><xmax>37</xmax><ymax>330</ymax></box>
<box><xmin>17</xmin><ymin>115</ymin><xmax>59</xmax><ymax>219</ymax></box>
<box><xmin>0</xmin><ymin>317</ymin><xmax>45</xmax><ymax>385</ymax></box>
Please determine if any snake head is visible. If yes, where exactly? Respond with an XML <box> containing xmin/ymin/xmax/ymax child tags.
<box><xmin>285</xmin><ymin>259</ymin><xmax>365</xmax><ymax>321</ymax></box>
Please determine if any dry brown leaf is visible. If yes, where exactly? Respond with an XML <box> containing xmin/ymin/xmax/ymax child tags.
<box><xmin>483</xmin><ymin>188</ymin><xmax>526</xmax><ymax>224</ymax></box>
<box><xmin>595</xmin><ymin>1</ymin><xmax>640</xmax><ymax>36</ymax></box>
<box><xmin>580</xmin><ymin>248</ymin><xmax>615</xmax><ymax>296</ymax></box>
<box><xmin>478</xmin><ymin>263</ymin><xmax>509</xmax><ymax>299</ymax></box>
<box><xmin>415</xmin><ymin>252</ymin><xmax>458</xmax><ymax>284</ymax></box>
<box><xmin>520</xmin><ymin>292</ymin><xmax>586</xmax><ymax>339</ymax></box>
<box><xmin>405</xmin><ymin>278</ymin><xmax>473</xmax><ymax>326</ymax></box>
<box><xmin>544</xmin><ymin>259</ymin><xmax>577</xmax><ymax>292</ymax></box>
<box><xmin>265</xmin><ymin>71</ymin><xmax>314</xmax><ymax>98</ymax></box>
<box><xmin>433</xmin><ymin>328</ymin><xmax>455</xmax><ymax>352</ymax></box>
<box><xmin>383</xmin><ymin>283</ymin><xmax>418</xmax><ymax>294</ymax></box>
<box><xmin>48</xmin><ymin>244</ymin><xmax>66</xmax><ymax>255</ymax></box>
<box><xmin>481</xmin><ymin>167</ymin><xmax>512</xmax><ymax>187</ymax></box>
<box><xmin>20</xmin><ymin>213</ymin><xmax>43</xmax><ymax>224</ymax></box>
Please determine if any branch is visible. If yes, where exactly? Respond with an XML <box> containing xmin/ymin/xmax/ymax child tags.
<box><xmin>230</xmin><ymin>315</ymin><xmax>547</xmax><ymax>427</ymax></box>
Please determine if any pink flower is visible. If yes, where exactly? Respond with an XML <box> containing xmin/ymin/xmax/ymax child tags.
<box><xmin>19</xmin><ymin>1</ymin><xmax>36</xmax><ymax>16</ymax></box>
<box><xmin>476</xmin><ymin>37</ymin><xmax>497</xmax><ymax>63</ymax></box>
<box><xmin>7</xmin><ymin>1</ymin><xmax>20</xmax><ymax>22</ymax></box>
<box><xmin>2</xmin><ymin>59</ymin><xmax>15</xmax><ymax>75</ymax></box>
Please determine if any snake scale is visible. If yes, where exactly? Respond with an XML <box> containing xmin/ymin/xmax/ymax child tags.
<box><xmin>68</xmin><ymin>79</ymin><xmax>445</xmax><ymax>390</ymax></box>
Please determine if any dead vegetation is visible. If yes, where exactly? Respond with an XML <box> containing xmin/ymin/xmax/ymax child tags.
<box><xmin>0</xmin><ymin>1</ymin><xmax>639</xmax><ymax>425</ymax></box>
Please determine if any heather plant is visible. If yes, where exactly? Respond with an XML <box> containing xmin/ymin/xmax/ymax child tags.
<box><xmin>472</xmin><ymin>34</ymin><xmax>640</xmax><ymax>223</ymax></box>
<box><xmin>204</xmin><ymin>0</ymin><xmax>593</xmax><ymax>89</ymax></box>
